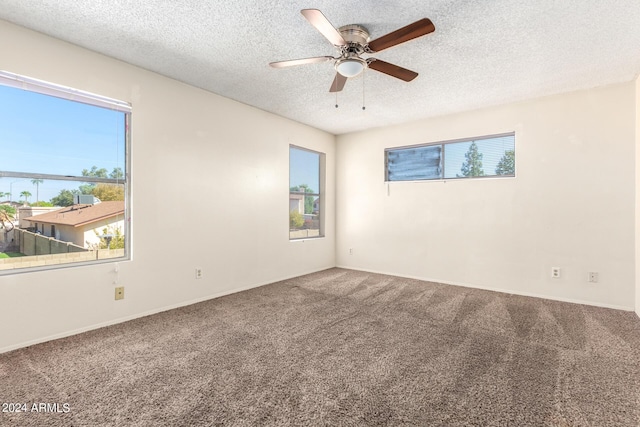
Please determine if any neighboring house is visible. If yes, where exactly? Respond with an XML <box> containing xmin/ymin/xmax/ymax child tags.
<box><xmin>17</xmin><ymin>206</ymin><xmax>59</xmax><ymax>226</ymax></box>
<box><xmin>21</xmin><ymin>201</ymin><xmax>125</xmax><ymax>248</ymax></box>
<box><xmin>2</xmin><ymin>202</ymin><xmax>56</xmax><ymax>227</ymax></box>
<box><xmin>289</xmin><ymin>193</ymin><xmax>304</xmax><ymax>214</ymax></box>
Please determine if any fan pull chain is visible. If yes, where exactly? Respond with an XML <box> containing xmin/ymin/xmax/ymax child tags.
<box><xmin>335</xmin><ymin>89</ymin><xmax>338</xmax><ymax>108</ymax></box>
<box><xmin>362</xmin><ymin>69</ymin><xmax>366</xmax><ymax>111</ymax></box>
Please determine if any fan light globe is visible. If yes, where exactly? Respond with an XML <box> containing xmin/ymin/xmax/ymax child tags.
<box><xmin>336</xmin><ymin>59</ymin><xmax>365</xmax><ymax>77</ymax></box>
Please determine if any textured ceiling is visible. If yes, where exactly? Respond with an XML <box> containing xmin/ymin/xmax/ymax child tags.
<box><xmin>1</xmin><ymin>1</ymin><xmax>640</xmax><ymax>135</ymax></box>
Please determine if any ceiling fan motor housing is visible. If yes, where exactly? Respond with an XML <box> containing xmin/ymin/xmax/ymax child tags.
<box><xmin>338</xmin><ymin>24</ymin><xmax>370</xmax><ymax>50</ymax></box>
<box><xmin>334</xmin><ymin>24</ymin><xmax>370</xmax><ymax>77</ymax></box>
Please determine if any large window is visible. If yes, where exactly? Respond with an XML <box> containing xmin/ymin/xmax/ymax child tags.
<box><xmin>0</xmin><ymin>71</ymin><xmax>131</xmax><ymax>272</ymax></box>
<box><xmin>289</xmin><ymin>146</ymin><xmax>324</xmax><ymax>240</ymax></box>
<box><xmin>386</xmin><ymin>133</ymin><xmax>515</xmax><ymax>181</ymax></box>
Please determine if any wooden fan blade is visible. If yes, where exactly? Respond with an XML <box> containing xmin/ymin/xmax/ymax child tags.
<box><xmin>368</xmin><ymin>59</ymin><xmax>418</xmax><ymax>82</ymax></box>
<box><xmin>269</xmin><ymin>56</ymin><xmax>334</xmax><ymax>68</ymax></box>
<box><xmin>329</xmin><ymin>73</ymin><xmax>347</xmax><ymax>92</ymax></box>
<box><xmin>368</xmin><ymin>18</ymin><xmax>435</xmax><ymax>52</ymax></box>
<box><xmin>301</xmin><ymin>9</ymin><xmax>346</xmax><ymax>46</ymax></box>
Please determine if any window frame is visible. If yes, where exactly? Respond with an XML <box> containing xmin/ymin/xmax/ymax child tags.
<box><xmin>0</xmin><ymin>70</ymin><xmax>132</xmax><ymax>274</ymax></box>
<box><xmin>385</xmin><ymin>132</ymin><xmax>516</xmax><ymax>182</ymax></box>
<box><xmin>289</xmin><ymin>145</ymin><xmax>325</xmax><ymax>241</ymax></box>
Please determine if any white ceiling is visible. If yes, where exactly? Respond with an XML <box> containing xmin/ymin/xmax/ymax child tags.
<box><xmin>1</xmin><ymin>1</ymin><xmax>640</xmax><ymax>135</ymax></box>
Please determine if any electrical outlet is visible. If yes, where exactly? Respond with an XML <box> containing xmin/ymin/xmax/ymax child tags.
<box><xmin>588</xmin><ymin>272</ymin><xmax>599</xmax><ymax>283</ymax></box>
<box><xmin>195</xmin><ymin>268</ymin><xmax>203</xmax><ymax>279</ymax></box>
<box><xmin>349</xmin><ymin>248</ymin><xmax>353</xmax><ymax>255</ymax></box>
<box><xmin>115</xmin><ymin>286</ymin><xmax>124</xmax><ymax>300</ymax></box>
<box><xmin>551</xmin><ymin>267</ymin><xmax>561</xmax><ymax>278</ymax></box>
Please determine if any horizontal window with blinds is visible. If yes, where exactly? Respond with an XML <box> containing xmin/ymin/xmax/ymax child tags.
<box><xmin>385</xmin><ymin>133</ymin><xmax>515</xmax><ymax>182</ymax></box>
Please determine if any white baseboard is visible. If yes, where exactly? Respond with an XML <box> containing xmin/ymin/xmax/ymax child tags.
<box><xmin>335</xmin><ymin>265</ymin><xmax>634</xmax><ymax>312</ymax></box>
<box><xmin>0</xmin><ymin>266</ymin><xmax>334</xmax><ymax>355</ymax></box>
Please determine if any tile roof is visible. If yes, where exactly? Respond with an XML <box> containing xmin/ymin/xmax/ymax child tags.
<box><xmin>22</xmin><ymin>201</ymin><xmax>124</xmax><ymax>227</ymax></box>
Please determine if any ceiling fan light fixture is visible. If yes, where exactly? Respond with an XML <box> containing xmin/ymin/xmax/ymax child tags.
<box><xmin>336</xmin><ymin>58</ymin><xmax>365</xmax><ymax>78</ymax></box>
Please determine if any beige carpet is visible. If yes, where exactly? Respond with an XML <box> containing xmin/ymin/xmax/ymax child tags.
<box><xmin>1</xmin><ymin>268</ymin><xmax>639</xmax><ymax>426</ymax></box>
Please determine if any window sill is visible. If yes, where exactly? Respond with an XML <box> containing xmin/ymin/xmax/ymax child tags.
<box><xmin>289</xmin><ymin>236</ymin><xmax>325</xmax><ymax>242</ymax></box>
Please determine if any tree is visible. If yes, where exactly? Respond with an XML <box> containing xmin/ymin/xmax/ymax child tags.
<box><xmin>82</xmin><ymin>166</ymin><xmax>122</xmax><ymax>179</ymax></box>
<box><xmin>20</xmin><ymin>190</ymin><xmax>32</xmax><ymax>203</ymax></box>
<box><xmin>0</xmin><ymin>205</ymin><xmax>16</xmax><ymax>218</ymax></box>
<box><xmin>289</xmin><ymin>210</ymin><xmax>304</xmax><ymax>229</ymax></box>
<box><xmin>78</xmin><ymin>183</ymin><xmax>95</xmax><ymax>195</ymax></box>
<box><xmin>31</xmin><ymin>178</ymin><xmax>44</xmax><ymax>202</ymax></box>
<box><xmin>30</xmin><ymin>201</ymin><xmax>54</xmax><ymax>207</ymax></box>
<box><xmin>0</xmin><ymin>205</ymin><xmax>16</xmax><ymax>231</ymax></box>
<box><xmin>459</xmin><ymin>141</ymin><xmax>485</xmax><ymax>177</ymax></box>
<box><xmin>290</xmin><ymin>185</ymin><xmax>315</xmax><ymax>214</ymax></box>
<box><xmin>82</xmin><ymin>166</ymin><xmax>108</xmax><ymax>178</ymax></box>
<box><xmin>495</xmin><ymin>150</ymin><xmax>515</xmax><ymax>175</ymax></box>
<box><xmin>0</xmin><ymin>191</ymin><xmax>8</xmax><ymax>200</ymax></box>
<box><xmin>50</xmin><ymin>189</ymin><xmax>80</xmax><ymax>207</ymax></box>
<box><xmin>92</xmin><ymin>184</ymin><xmax>124</xmax><ymax>201</ymax></box>
<box><xmin>110</xmin><ymin>167</ymin><xmax>124</xmax><ymax>179</ymax></box>
<box><xmin>80</xmin><ymin>166</ymin><xmax>123</xmax><ymax>195</ymax></box>
<box><xmin>80</xmin><ymin>166</ymin><xmax>105</xmax><ymax>195</ymax></box>
<box><xmin>94</xmin><ymin>226</ymin><xmax>125</xmax><ymax>250</ymax></box>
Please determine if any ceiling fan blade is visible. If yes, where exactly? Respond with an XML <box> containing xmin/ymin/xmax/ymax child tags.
<box><xmin>367</xmin><ymin>18</ymin><xmax>435</xmax><ymax>52</ymax></box>
<box><xmin>329</xmin><ymin>73</ymin><xmax>347</xmax><ymax>92</ymax></box>
<box><xmin>368</xmin><ymin>59</ymin><xmax>418</xmax><ymax>82</ymax></box>
<box><xmin>269</xmin><ymin>56</ymin><xmax>334</xmax><ymax>68</ymax></box>
<box><xmin>301</xmin><ymin>9</ymin><xmax>346</xmax><ymax>46</ymax></box>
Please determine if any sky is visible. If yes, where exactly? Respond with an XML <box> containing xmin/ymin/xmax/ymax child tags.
<box><xmin>290</xmin><ymin>146</ymin><xmax>320</xmax><ymax>192</ymax></box>
<box><xmin>0</xmin><ymin>84</ymin><xmax>126</xmax><ymax>203</ymax></box>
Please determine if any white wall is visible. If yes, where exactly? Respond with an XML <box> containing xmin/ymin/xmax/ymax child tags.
<box><xmin>337</xmin><ymin>82</ymin><xmax>636</xmax><ymax>310</ymax></box>
<box><xmin>636</xmin><ymin>75</ymin><xmax>640</xmax><ymax>317</ymax></box>
<box><xmin>0</xmin><ymin>20</ymin><xmax>336</xmax><ymax>353</ymax></box>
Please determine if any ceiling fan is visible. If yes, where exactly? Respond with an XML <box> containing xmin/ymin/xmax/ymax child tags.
<box><xmin>269</xmin><ymin>9</ymin><xmax>435</xmax><ymax>92</ymax></box>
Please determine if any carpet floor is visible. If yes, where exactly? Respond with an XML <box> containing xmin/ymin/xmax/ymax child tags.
<box><xmin>1</xmin><ymin>268</ymin><xmax>640</xmax><ymax>426</ymax></box>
